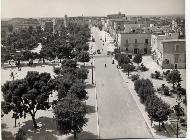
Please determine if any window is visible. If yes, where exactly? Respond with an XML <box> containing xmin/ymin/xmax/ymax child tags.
<box><xmin>144</xmin><ymin>48</ymin><xmax>147</xmax><ymax>54</ymax></box>
<box><xmin>145</xmin><ymin>39</ymin><xmax>148</xmax><ymax>44</ymax></box>
<box><xmin>175</xmin><ymin>45</ymin><xmax>179</xmax><ymax>52</ymax></box>
<box><xmin>174</xmin><ymin>54</ymin><xmax>179</xmax><ymax>63</ymax></box>
<box><xmin>135</xmin><ymin>39</ymin><xmax>137</xmax><ymax>44</ymax></box>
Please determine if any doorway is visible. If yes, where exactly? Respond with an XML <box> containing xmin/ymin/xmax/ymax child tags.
<box><xmin>134</xmin><ymin>48</ymin><xmax>138</xmax><ymax>54</ymax></box>
<box><xmin>175</xmin><ymin>64</ymin><xmax>178</xmax><ymax>69</ymax></box>
<box><xmin>144</xmin><ymin>48</ymin><xmax>147</xmax><ymax>54</ymax></box>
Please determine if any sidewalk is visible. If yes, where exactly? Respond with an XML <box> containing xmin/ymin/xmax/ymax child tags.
<box><xmin>114</xmin><ymin>59</ymin><xmax>170</xmax><ymax>138</ymax></box>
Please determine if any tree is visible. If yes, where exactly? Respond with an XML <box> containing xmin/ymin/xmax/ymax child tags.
<box><xmin>68</xmin><ymin>80</ymin><xmax>88</xmax><ymax>100</ymax></box>
<box><xmin>166</xmin><ymin>70</ymin><xmax>182</xmax><ymax>90</ymax></box>
<box><xmin>56</xmin><ymin>74</ymin><xmax>75</xmax><ymax>99</ymax></box>
<box><xmin>133</xmin><ymin>54</ymin><xmax>142</xmax><ymax>65</ymax></box>
<box><xmin>75</xmin><ymin>67</ymin><xmax>89</xmax><ymax>82</ymax></box>
<box><xmin>153</xmin><ymin>102</ymin><xmax>171</xmax><ymax>130</ymax></box>
<box><xmin>123</xmin><ymin>63</ymin><xmax>135</xmax><ymax>76</ymax></box>
<box><xmin>1</xmin><ymin>71</ymin><xmax>53</xmax><ymax>128</ymax></box>
<box><xmin>53</xmin><ymin>95</ymin><xmax>88</xmax><ymax>139</ymax></box>
<box><xmin>117</xmin><ymin>54</ymin><xmax>130</xmax><ymax>67</ymax></box>
<box><xmin>61</xmin><ymin>59</ymin><xmax>77</xmax><ymax>69</ymax></box>
<box><xmin>77</xmin><ymin>51</ymin><xmax>90</xmax><ymax>65</ymax></box>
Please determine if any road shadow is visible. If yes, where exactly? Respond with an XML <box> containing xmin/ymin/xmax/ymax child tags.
<box><xmin>153</xmin><ymin>124</ymin><xmax>171</xmax><ymax>137</ymax></box>
<box><xmin>84</xmin><ymin>65</ymin><xmax>95</xmax><ymax>69</ymax></box>
<box><xmin>1</xmin><ymin>123</ymin><xmax>8</xmax><ymax>129</ymax></box>
<box><xmin>2</xmin><ymin>62</ymin><xmax>58</xmax><ymax>70</ymax></box>
<box><xmin>20</xmin><ymin>116</ymin><xmax>59</xmax><ymax>140</ymax></box>
<box><xmin>66</xmin><ymin>131</ymin><xmax>98</xmax><ymax>140</ymax></box>
<box><xmin>85</xmin><ymin>83</ymin><xmax>95</xmax><ymax>89</ymax></box>
<box><xmin>1</xmin><ymin>130</ymin><xmax>15</xmax><ymax>140</ymax></box>
<box><xmin>86</xmin><ymin>105</ymin><xmax>96</xmax><ymax>114</ymax></box>
<box><xmin>1</xmin><ymin>123</ymin><xmax>15</xmax><ymax>140</ymax></box>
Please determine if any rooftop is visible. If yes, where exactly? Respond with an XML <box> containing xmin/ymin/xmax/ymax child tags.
<box><xmin>161</xmin><ymin>39</ymin><xmax>185</xmax><ymax>43</ymax></box>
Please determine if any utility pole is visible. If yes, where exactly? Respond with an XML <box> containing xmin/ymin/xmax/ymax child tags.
<box><xmin>91</xmin><ymin>62</ymin><xmax>94</xmax><ymax>84</ymax></box>
<box><xmin>172</xmin><ymin>91</ymin><xmax>184</xmax><ymax>138</ymax></box>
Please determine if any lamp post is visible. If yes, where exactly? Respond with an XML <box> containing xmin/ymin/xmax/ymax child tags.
<box><xmin>91</xmin><ymin>62</ymin><xmax>94</xmax><ymax>84</ymax></box>
<box><xmin>173</xmin><ymin>91</ymin><xmax>184</xmax><ymax>138</ymax></box>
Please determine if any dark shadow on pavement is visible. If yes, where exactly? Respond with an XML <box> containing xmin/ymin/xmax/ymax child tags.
<box><xmin>84</xmin><ymin>65</ymin><xmax>95</xmax><ymax>69</ymax></box>
<box><xmin>85</xmin><ymin>84</ymin><xmax>95</xmax><ymax>89</ymax></box>
<box><xmin>1</xmin><ymin>130</ymin><xmax>15</xmax><ymax>140</ymax></box>
<box><xmin>1</xmin><ymin>123</ymin><xmax>8</xmax><ymax>129</ymax></box>
<box><xmin>66</xmin><ymin>131</ymin><xmax>98</xmax><ymax>140</ymax></box>
<box><xmin>20</xmin><ymin>116</ymin><xmax>59</xmax><ymax>140</ymax></box>
<box><xmin>153</xmin><ymin>124</ymin><xmax>171</xmax><ymax>137</ymax></box>
<box><xmin>86</xmin><ymin>105</ymin><xmax>96</xmax><ymax>114</ymax></box>
<box><xmin>2</xmin><ymin>62</ymin><xmax>59</xmax><ymax>70</ymax></box>
<box><xmin>1</xmin><ymin>123</ymin><xmax>14</xmax><ymax>140</ymax></box>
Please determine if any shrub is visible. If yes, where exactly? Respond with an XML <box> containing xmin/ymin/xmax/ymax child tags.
<box><xmin>163</xmin><ymin>86</ymin><xmax>170</xmax><ymax>96</ymax></box>
<box><xmin>155</xmin><ymin>71</ymin><xmax>161</xmax><ymax>79</ymax></box>
<box><xmin>15</xmin><ymin>129</ymin><xmax>26</xmax><ymax>140</ymax></box>
<box><xmin>131</xmin><ymin>74</ymin><xmax>139</xmax><ymax>81</ymax></box>
<box><xmin>53</xmin><ymin>67</ymin><xmax>61</xmax><ymax>75</ymax></box>
<box><xmin>141</xmin><ymin>65</ymin><xmax>149</xmax><ymax>72</ymax></box>
<box><xmin>163</xmin><ymin>70</ymin><xmax>170</xmax><ymax>76</ymax></box>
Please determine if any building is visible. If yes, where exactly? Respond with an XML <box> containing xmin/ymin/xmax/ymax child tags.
<box><xmin>117</xmin><ymin>32</ymin><xmax>151</xmax><ymax>55</ymax></box>
<box><xmin>151</xmin><ymin>32</ymin><xmax>179</xmax><ymax>54</ymax></box>
<box><xmin>10</xmin><ymin>18</ymin><xmax>40</xmax><ymax>31</ymax></box>
<box><xmin>153</xmin><ymin>39</ymin><xmax>185</xmax><ymax>69</ymax></box>
<box><xmin>172</xmin><ymin>18</ymin><xmax>185</xmax><ymax>38</ymax></box>
<box><xmin>107</xmin><ymin>12</ymin><xmax>126</xmax><ymax>19</ymax></box>
<box><xmin>44</xmin><ymin>21</ymin><xmax>53</xmax><ymax>33</ymax></box>
<box><xmin>1</xmin><ymin>21</ymin><xmax>11</xmax><ymax>40</ymax></box>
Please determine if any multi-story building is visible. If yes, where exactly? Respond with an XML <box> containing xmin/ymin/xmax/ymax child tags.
<box><xmin>44</xmin><ymin>21</ymin><xmax>53</xmax><ymax>33</ymax></box>
<box><xmin>172</xmin><ymin>17</ymin><xmax>185</xmax><ymax>38</ymax></box>
<box><xmin>151</xmin><ymin>32</ymin><xmax>179</xmax><ymax>53</ymax></box>
<box><xmin>10</xmin><ymin>18</ymin><xmax>40</xmax><ymax>31</ymax></box>
<box><xmin>1</xmin><ymin>21</ymin><xmax>11</xmax><ymax>40</ymax></box>
<box><xmin>151</xmin><ymin>32</ymin><xmax>186</xmax><ymax>69</ymax></box>
<box><xmin>154</xmin><ymin>39</ymin><xmax>185</xmax><ymax>69</ymax></box>
<box><xmin>107</xmin><ymin>12</ymin><xmax>126</xmax><ymax>19</ymax></box>
<box><xmin>117</xmin><ymin>32</ymin><xmax>151</xmax><ymax>55</ymax></box>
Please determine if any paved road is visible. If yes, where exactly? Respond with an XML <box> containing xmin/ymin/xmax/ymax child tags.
<box><xmin>91</xmin><ymin>27</ymin><xmax>153</xmax><ymax>139</ymax></box>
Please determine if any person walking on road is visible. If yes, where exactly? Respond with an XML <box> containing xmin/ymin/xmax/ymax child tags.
<box><xmin>105</xmin><ymin>64</ymin><xmax>106</xmax><ymax>68</ymax></box>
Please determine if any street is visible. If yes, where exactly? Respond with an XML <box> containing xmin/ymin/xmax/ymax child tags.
<box><xmin>92</xmin><ymin>27</ymin><xmax>153</xmax><ymax>139</ymax></box>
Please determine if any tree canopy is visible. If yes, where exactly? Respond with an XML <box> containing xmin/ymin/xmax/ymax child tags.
<box><xmin>53</xmin><ymin>95</ymin><xmax>87</xmax><ymax>139</ymax></box>
<box><xmin>1</xmin><ymin>71</ymin><xmax>53</xmax><ymax>128</ymax></box>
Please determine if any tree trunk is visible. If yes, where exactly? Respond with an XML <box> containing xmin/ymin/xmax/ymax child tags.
<box><xmin>74</xmin><ymin>131</ymin><xmax>77</xmax><ymax>139</ymax></box>
<box><xmin>43</xmin><ymin>58</ymin><xmax>45</xmax><ymax>64</ymax></box>
<box><xmin>60</xmin><ymin>59</ymin><xmax>61</xmax><ymax>63</ymax></box>
<box><xmin>158</xmin><ymin>121</ymin><xmax>161</xmax><ymax>131</ymax></box>
<box><xmin>31</xmin><ymin>115</ymin><xmax>38</xmax><ymax>129</ymax></box>
<box><xmin>128</xmin><ymin>71</ymin><xmax>129</xmax><ymax>77</ymax></box>
<box><xmin>15</xmin><ymin>118</ymin><xmax>17</xmax><ymax>127</ymax></box>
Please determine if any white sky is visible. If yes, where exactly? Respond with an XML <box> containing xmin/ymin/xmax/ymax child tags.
<box><xmin>1</xmin><ymin>0</ymin><xmax>185</xmax><ymax>18</ymax></box>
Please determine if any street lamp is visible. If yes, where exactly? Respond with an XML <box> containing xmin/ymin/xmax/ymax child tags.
<box><xmin>172</xmin><ymin>91</ymin><xmax>184</xmax><ymax>138</ymax></box>
<box><xmin>91</xmin><ymin>62</ymin><xmax>94</xmax><ymax>84</ymax></box>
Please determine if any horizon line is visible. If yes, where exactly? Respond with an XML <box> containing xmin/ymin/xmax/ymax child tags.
<box><xmin>1</xmin><ymin>14</ymin><xmax>185</xmax><ymax>19</ymax></box>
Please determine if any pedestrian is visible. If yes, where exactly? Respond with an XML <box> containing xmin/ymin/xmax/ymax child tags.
<box><xmin>112</xmin><ymin>60</ymin><xmax>114</xmax><ymax>64</ymax></box>
<box><xmin>105</xmin><ymin>64</ymin><xmax>106</xmax><ymax>68</ymax></box>
<box><xmin>117</xmin><ymin>65</ymin><xmax>119</xmax><ymax>69</ymax></box>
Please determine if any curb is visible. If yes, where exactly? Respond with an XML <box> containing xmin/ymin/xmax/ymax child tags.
<box><xmin>93</xmin><ymin>59</ymin><xmax>100</xmax><ymax>139</ymax></box>
<box><xmin>117</xmin><ymin>68</ymin><xmax>155</xmax><ymax>138</ymax></box>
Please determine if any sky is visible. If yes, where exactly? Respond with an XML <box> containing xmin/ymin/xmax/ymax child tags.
<box><xmin>1</xmin><ymin>0</ymin><xmax>185</xmax><ymax>18</ymax></box>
